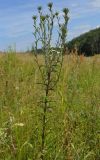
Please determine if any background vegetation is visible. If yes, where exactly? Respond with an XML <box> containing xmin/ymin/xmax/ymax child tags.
<box><xmin>68</xmin><ymin>27</ymin><xmax>100</xmax><ymax>56</ymax></box>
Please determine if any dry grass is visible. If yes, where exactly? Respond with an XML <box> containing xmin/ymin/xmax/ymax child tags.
<box><xmin>0</xmin><ymin>52</ymin><xmax>100</xmax><ymax>160</ymax></box>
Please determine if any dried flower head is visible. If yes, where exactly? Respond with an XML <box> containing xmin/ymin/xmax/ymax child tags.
<box><xmin>40</xmin><ymin>15</ymin><xmax>46</xmax><ymax>21</ymax></box>
<box><xmin>63</xmin><ymin>8</ymin><xmax>69</xmax><ymax>15</ymax></box>
<box><xmin>37</xmin><ymin>6</ymin><xmax>42</xmax><ymax>11</ymax></box>
<box><xmin>55</xmin><ymin>12</ymin><xmax>59</xmax><ymax>16</ymax></box>
<box><xmin>48</xmin><ymin>2</ymin><xmax>53</xmax><ymax>10</ymax></box>
<box><xmin>32</xmin><ymin>15</ymin><xmax>37</xmax><ymax>20</ymax></box>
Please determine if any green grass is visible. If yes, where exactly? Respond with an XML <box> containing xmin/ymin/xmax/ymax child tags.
<box><xmin>0</xmin><ymin>52</ymin><xmax>100</xmax><ymax>160</ymax></box>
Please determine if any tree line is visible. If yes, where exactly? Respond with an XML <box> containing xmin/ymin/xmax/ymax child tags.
<box><xmin>68</xmin><ymin>27</ymin><xmax>100</xmax><ymax>56</ymax></box>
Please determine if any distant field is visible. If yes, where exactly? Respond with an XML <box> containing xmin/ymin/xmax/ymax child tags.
<box><xmin>0</xmin><ymin>52</ymin><xmax>100</xmax><ymax>159</ymax></box>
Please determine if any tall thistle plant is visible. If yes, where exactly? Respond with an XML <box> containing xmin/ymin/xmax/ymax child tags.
<box><xmin>32</xmin><ymin>2</ymin><xmax>69</xmax><ymax>159</ymax></box>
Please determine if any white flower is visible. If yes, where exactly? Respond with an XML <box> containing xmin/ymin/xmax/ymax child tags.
<box><xmin>14</xmin><ymin>123</ymin><xmax>24</xmax><ymax>127</ymax></box>
<box><xmin>15</xmin><ymin>86</ymin><xmax>19</xmax><ymax>90</ymax></box>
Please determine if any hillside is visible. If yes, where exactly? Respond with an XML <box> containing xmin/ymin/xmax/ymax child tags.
<box><xmin>68</xmin><ymin>27</ymin><xmax>100</xmax><ymax>56</ymax></box>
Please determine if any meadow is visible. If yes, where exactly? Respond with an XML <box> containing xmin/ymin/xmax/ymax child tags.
<box><xmin>0</xmin><ymin>52</ymin><xmax>100</xmax><ymax>160</ymax></box>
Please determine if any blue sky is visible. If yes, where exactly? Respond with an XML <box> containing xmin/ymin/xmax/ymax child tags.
<box><xmin>0</xmin><ymin>0</ymin><xmax>100</xmax><ymax>51</ymax></box>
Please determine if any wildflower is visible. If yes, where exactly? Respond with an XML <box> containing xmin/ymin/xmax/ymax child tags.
<box><xmin>14</xmin><ymin>123</ymin><xmax>24</xmax><ymax>127</ymax></box>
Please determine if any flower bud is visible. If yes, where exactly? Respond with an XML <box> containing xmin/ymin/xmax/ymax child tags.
<box><xmin>55</xmin><ymin>12</ymin><xmax>59</xmax><ymax>16</ymax></box>
<box><xmin>63</xmin><ymin>8</ymin><xmax>69</xmax><ymax>15</ymax></box>
<box><xmin>37</xmin><ymin>6</ymin><xmax>42</xmax><ymax>11</ymax></box>
<box><xmin>40</xmin><ymin>15</ymin><xmax>46</xmax><ymax>21</ymax></box>
<box><xmin>48</xmin><ymin>2</ymin><xmax>53</xmax><ymax>10</ymax></box>
<box><xmin>32</xmin><ymin>15</ymin><xmax>37</xmax><ymax>20</ymax></box>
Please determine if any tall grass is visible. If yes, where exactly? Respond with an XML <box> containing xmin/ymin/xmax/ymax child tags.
<box><xmin>0</xmin><ymin>52</ymin><xmax>100</xmax><ymax>160</ymax></box>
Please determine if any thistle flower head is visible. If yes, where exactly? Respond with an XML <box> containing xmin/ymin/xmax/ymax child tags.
<box><xmin>48</xmin><ymin>2</ymin><xmax>53</xmax><ymax>10</ymax></box>
<box><xmin>55</xmin><ymin>12</ymin><xmax>59</xmax><ymax>16</ymax></box>
<box><xmin>40</xmin><ymin>15</ymin><xmax>46</xmax><ymax>21</ymax></box>
<box><xmin>63</xmin><ymin>8</ymin><xmax>69</xmax><ymax>15</ymax></box>
<box><xmin>32</xmin><ymin>15</ymin><xmax>37</xmax><ymax>20</ymax></box>
<box><xmin>37</xmin><ymin>6</ymin><xmax>42</xmax><ymax>11</ymax></box>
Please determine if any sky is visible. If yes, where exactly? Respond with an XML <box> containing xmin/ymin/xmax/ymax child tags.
<box><xmin>0</xmin><ymin>0</ymin><xmax>100</xmax><ymax>51</ymax></box>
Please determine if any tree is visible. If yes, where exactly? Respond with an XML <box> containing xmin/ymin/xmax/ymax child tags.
<box><xmin>68</xmin><ymin>27</ymin><xmax>100</xmax><ymax>56</ymax></box>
